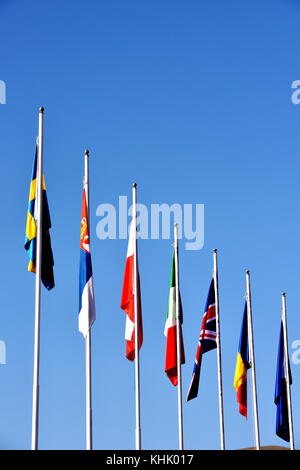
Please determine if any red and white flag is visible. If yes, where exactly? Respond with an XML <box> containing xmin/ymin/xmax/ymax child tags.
<box><xmin>121</xmin><ymin>221</ymin><xmax>143</xmax><ymax>361</ymax></box>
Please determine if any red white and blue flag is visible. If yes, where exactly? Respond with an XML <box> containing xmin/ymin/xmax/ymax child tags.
<box><xmin>79</xmin><ymin>188</ymin><xmax>95</xmax><ymax>337</ymax></box>
<box><xmin>186</xmin><ymin>278</ymin><xmax>217</xmax><ymax>401</ymax></box>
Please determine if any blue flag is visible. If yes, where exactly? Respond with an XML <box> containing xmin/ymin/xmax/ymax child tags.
<box><xmin>274</xmin><ymin>321</ymin><xmax>292</xmax><ymax>442</ymax></box>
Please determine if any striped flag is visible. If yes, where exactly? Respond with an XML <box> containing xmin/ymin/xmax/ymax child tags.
<box><xmin>186</xmin><ymin>278</ymin><xmax>217</xmax><ymax>401</ymax></box>
<box><xmin>121</xmin><ymin>221</ymin><xmax>143</xmax><ymax>361</ymax></box>
<box><xmin>234</xmin><ymin>302</ymin><xmax>251</xmax><ymax>418</ymax></box>
<box><xmin>24</xmin><ymin>144</ymin><xmax>54</xmax><ymax>290</ymax></box>
<box><xmin>78</xmin><ymin>187</ymin><xmax>95</xmax><ymax>337</ymax></box>
<box><xmin>164</xmin><ymin>252</ymin><xmax>185</xmax><ymax>386</ymax></box>
<box><xmin>275</xmin><ymin>321</ymin><xmax>292</xmax><ymax>442</ymax></box>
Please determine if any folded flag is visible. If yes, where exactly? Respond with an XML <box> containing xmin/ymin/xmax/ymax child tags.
<box><xmin>78</xmin><ymin>188</ymin><xmax>95</xmax><ymax>337</ymax></box>
<box><xmin>164</xmin><ymin>252</ymin><xmax>185</xmax><ymax>386</ymax></box>
<box><xmin>233</xmin><ymin>302</ymin><xmax>251</xmax><ymax>418</ymax></box>
<box><xmin>24</xmin><ymin>144</ymin><xmax>54</xmax><ymax>290</ymax></box>
<box><xmin>121</xmin><ymin>221</ymin><xmax>143</xmax><ymax>361</ymax></box>
<box><xmin>186</xmin><ymin>278</ymin><xmax>217</xmax><ymax>401</ymax></box>
<box><xmin>274</xmin><ymin>321</ymin><xmax>292</xmax><ymax>442</ymax></box>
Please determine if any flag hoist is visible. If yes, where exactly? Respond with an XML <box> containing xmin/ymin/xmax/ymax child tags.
<box><xmin>121</xmin><ymin>183</ymin><xmax>143</xmax><ymax>450</ymax></box>
<box><xmin>234</xmin><ymin>270</ymin><xmax>260</xmax><ymax>450</ymax></box>
<box><xmin>213</xmin><ymin>249</ymin><xmax>225</xmax><ymax>450</ymax></box>
<box><xmin>186</xmin><ymin>249</ymin><xmax>225</xmax><ymax>449</ymax></box>
<box><xmin>24</xmin><ymin>108</ymin><xmax>55</xmax><ymax>450</ymax></box>
<box><xmin>174</xmin><ymin>224</ymin><xmax>184</xmax><ymax>450</ymax></box>
<box><xmin>164</xmin><ymin>224</ymin><xmax>185</xmax><ymax>450</ymax></box>
<box><xmin>78</xmin><ymin>150</ymin><xmax>96</xmax><ymax>450</ymax></box>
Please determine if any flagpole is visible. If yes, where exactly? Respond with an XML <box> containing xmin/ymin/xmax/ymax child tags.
<box><xmin>281</xmin><ymin>293</ymin><xmax>294</xmax><ymax>450</ymax></box>
<box><xmin>213</xmin><ymin>249</ymin><xmax>225</xmax><ymax>450</ymax></box>
<box><xmin>174</xmin><ymin>223</ymin><xmax>184</xmax><ymax>450</ymax></box>
<box><xmin>84</xmin><ymin>150</ymin><xmax>93</xmax><ymax>450</ymax></box>
<box><xmin>245</xmin><ymin>270</ymin><xmax>260</xmax><ymax>450</ymax></box>
<box><xmin>132</xmin><ymin>183</ymin><xmax>141</xmax><ymax>450</ymax></box>
<box><xmin>31</xmin><ymin>107</ymin><xmax>44</xmax><ymax>450</ymax></box>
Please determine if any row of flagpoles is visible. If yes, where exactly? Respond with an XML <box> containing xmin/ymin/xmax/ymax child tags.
<box><xmin>25</xmin><ymin>108</ymin><xmax>295</xmax><ymax>450</ymax></box>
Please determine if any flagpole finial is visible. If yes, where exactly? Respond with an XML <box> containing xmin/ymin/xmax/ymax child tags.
<box><xmin>282</xmin><ymin>292</ymin><xmax>286</xmax><ymax>297</ymax></box>
<box><xmin>132</xmin><ymin>182</ymin><xmax>137</xmax><ymax>188</ymax></box>
<box><xmin>213</xmin><ymin>248</ymin><xmax>217</xmax><ymax>253</ymax></box>
<box><xmin>246</xmin><ymin>269</ymin><xmax>250</xmax><ymax>274</ymax></box>
<box><xmin>39</xmin><ymin>107</ymin><xmax>44</xmax><ymax>113</ymax></box>
<box><xmin>85</xmin><ymin>149</ymin><xmax>89</xmax><ymax>156</ymax></box>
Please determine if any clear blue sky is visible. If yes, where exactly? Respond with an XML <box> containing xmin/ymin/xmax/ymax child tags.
<box><xmin>0</xmin><ymin>0</ymin><xmax>300</xmax><ymax>450</ymax></box>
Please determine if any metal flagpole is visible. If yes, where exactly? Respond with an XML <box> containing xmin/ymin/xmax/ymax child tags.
<box><xmin>213</xmin><ymin>249</ymin><xmax>225</xmax><ymax>450</ymax></box>
<box><xmin>281</xmin><ymin>293</ymin><xmax>295</xmax><ymax>450</ymax></box>
<box><xmin>132</xmin><ymin>183</ymin><xmax>141</xmax><ymax>450</ymax></box>
<box><xmin>245</xmin><ymin>270</ymin><xmax>260</xmax><ymax>450</ymax></box>
<box><xmin>31</xmin><ymin>107</ymin><xmax>44</xmax><ymax>450</ymax></box>
<box><xmin>174</xmin><ymin>223</ymin><xmax>184</xmax><ymax>450</ymax></box>
<box><xmin>84</xmin><ymin>150</ymin><xmax>93</xmax><ymax>450</ymax></box>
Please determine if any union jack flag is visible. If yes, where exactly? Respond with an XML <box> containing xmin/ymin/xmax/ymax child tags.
<box><xmin>186</xmin><ymin>278</ymin><xmax>217</xmax><ymax>401</ymax></box>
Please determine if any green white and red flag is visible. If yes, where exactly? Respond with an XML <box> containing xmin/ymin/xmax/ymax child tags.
<box><xmin>164</xmin><ymin>252</ymin><xmax>185</xmax><ymax>386</ymax></box>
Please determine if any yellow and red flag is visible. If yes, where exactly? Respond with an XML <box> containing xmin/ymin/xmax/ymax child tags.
<box><xmin>234</xmin><ymin>302</ymin><xmax>251</xmax><ymax>418</ymax></box>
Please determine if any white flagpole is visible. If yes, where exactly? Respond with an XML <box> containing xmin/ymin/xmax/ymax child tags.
<box><xmin>132</xmin><ymin>183</ymin><xmax>141</xmax><ymax>450</ymax></box>
<box><xmin>31</xmin><ymin>107</ymin><xmax>44</xmax><ymax>450</ymax></box>
<box><xmin>84</xmin><ymin>150</ymin><xmax>93</xmax><ymax>450</ymax></box>
<box><xmin>174</xmin><ymin>223</ymin><xmax>184</xmax><ymax>450</ymax></box>
<box><xmin>281</xmin><ymin>293</ymin><xmax>294</xmax><ymax>450</ymax></box>
<box><xmin>213</xmin><ymin>249</ymin><xmax>225</xmax><ymax>450</ymax></box>
<box><xmin>245</xmin><ymin>270</ymin><xmax>260</xmax><ymax>450</ymax></box>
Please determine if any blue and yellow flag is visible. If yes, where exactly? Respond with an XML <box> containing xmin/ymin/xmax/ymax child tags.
<box><xmin>24</xmin><ymin>145</ymin><xmax>54</xmax><ymax>290</ymax></box>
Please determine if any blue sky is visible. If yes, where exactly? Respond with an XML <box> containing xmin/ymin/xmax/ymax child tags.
<box><xmin>1</xmin><ymin>0</ymin><xmax>300</xmax><ymax>450</ymax></box>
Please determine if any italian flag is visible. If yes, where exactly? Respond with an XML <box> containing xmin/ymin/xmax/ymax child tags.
<box><xmin>164</xmin><ymin>252</ymin><xmax>185</xmax><ymax>386</ymax></box>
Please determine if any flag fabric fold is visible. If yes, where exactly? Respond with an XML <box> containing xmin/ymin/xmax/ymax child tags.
<box><xmin>186</xmin><ymin>278</ymin><xmax>217</xmax><ymax>401</ymax></box>
<box><xmin>164</xmin><ymin>252</ymin><xmax>185</xmax><ymax>386</ymax></box>
<box><xmin>24</xmin><ymin>145</ymin><xmax>54</xmax><ymax>290</ymax></box>
<box><xmin>274</xmin><ymin>321</ymin><xmax>292</xmax><ymax>442</ymax></box>
<box><xmin>233</xmin><ymin>302</ymin><xmax>251</xmax><ymax>418</ymax></box>
<box><xmin>121</xmin><ymin>221</ymin><xmax>143</xmax><ymax>361</ymax></box>
<box><xmin>78</xmin><ymin>187</ymin><xmax>95</xmax><ymax>337</ymax></box>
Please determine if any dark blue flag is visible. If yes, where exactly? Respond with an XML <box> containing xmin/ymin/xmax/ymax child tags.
<box><xmin>186</xmin><ymin>278</ymin><xmax>217</xmax><ymax>401</ymax></box>
<box><xmin>274</xmin><ymin>321</ymin><xmax>292</xmax><ymax>442</ymax></box>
